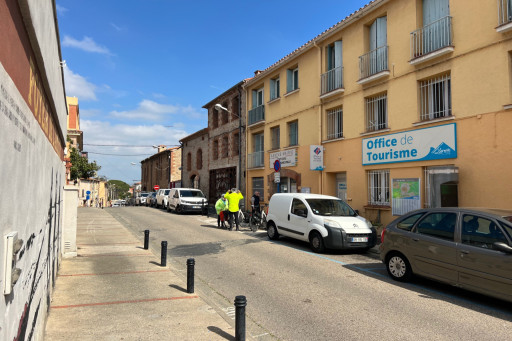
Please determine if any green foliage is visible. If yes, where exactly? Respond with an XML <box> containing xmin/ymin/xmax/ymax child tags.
<box><xmin>69</xmin><ymin>147</ymin><xmax>101</xmax><ymax>180</ymax></box>
<box><xmin>108</xmin><ymin>180</ymin><xmax>131</xmax><ymax>199</ymax></box>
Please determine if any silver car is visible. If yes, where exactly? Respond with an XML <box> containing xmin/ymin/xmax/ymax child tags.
<box><xmin>380</xmin><ymin>208</ymin><xmax>512</xmax><ymax>302</ymax></box>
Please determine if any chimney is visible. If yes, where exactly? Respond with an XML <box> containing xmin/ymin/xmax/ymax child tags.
<box><xmin>158</xmin><ymin>145</ymin><xmax>166</xmax><ymax>153</ymax></box>
<box><xmin>254</xmin><ymin>70</ymin><xmax>263</xmax><ymax>76</ymax></box>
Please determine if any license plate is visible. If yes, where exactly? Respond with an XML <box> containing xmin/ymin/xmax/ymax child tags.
<box><xmin>351</xmin><ymin>237</ymin><xmax>368</xmax><ymax>242</ymax></box>
<box><xmin>193</xmin><ymin>206</ymin><xmax>200</xmax><ymax>209</ymax></box>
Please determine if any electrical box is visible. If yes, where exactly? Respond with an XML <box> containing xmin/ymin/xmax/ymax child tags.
<box><xmin>3</xmin><ymin>232</ymin><xmax>23</xmax><ymax>295</ymax></box>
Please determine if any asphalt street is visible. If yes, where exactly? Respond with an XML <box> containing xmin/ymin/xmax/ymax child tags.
<box><xmin>108</xmin><ymin>206</ymin><xmax>512</xmax><ymax>341</ymax></box>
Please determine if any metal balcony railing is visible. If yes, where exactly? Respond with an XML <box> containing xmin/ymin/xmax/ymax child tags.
<box><xmin>410</xmin><ymin>16</ymin><xmax>452</xmax><ymax>59</ymax></box>
<box><xmin>247</xmin><ymin>151</ymin><xmax>264</xmax><ymax>168</ymax></box>
<box><xmin>321</xmin><ymin>66</ymin><xmax>343</xmax><ymax>95</ymax></box>
<box><xmin>359</xmin><ymin>45</ymin><xmax>388</xmax><ymax>80</ymax></box>
<box><xmin>498</xmin><ymin>0</ymin><xmax>512</xmax><ymax>26</ymax></box>
<box><xmin>248</xmin><ymin>105</ymin><xmax>265</xmax><ymax>125</ymax></box>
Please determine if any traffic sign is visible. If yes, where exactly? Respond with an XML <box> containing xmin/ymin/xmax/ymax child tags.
<box><xmin>86</xmin><ymin>190</ymin><xmax>91</xmax><ymax>195</ymax></box>
<box><xmin>274</xmin><ymin>172</ymin><xmax>280</xmax><ymax>183</ymax></box>
<box><xmin>153</xmin><ymin>185</ymin><xmax>160</xmax><ymax>191</ymax></box>
<box><xmin>273</xmin><ymin>160</ymin><xmax>281</xmax><ymax>172</ymax></box>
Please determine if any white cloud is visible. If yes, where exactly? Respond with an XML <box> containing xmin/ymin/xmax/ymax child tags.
<box><xmin>63</xmin><ymin>66</ymin><xmax>97</xmax><ymax>101</ymax></box>
<box><xmin>56</xmin><ymin>4</ymin><xmax>68</xmax><ymax>15</ymax></box>
<box><xmin>110</xmin><ymin>100</ymin><xmax>202</xmax><ymax>121</ymax></box>
<box><xmin>62</xmin><ymin>35</ymin><xmax>112</xmax><ymax>55</ymax></box>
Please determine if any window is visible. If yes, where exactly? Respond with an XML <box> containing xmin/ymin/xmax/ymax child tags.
<box><xmin>369</xmin><ymin>16</ymin><xmax>387</xmax><ymax>75</ymax></box>
<box><xmin>213</xmin><ymin>140</ymin><xmax>219</xmax><ymax>160</ymax></box>
<box><xmin>420</xmin><ymin>74</ymin><xmax>451</xmax><ymax>121</ymax></box>
<box><xmin>287</xmin><ymin>67</ymin><xmax>299</xmax><ymax>92</ymax></box>
<box><xmin>270</xmin><ymin>77</ymin><xmax>280</xmax><ymax>100</ymax></box>
<box><xmin>291</xmin><ymin>199</ymin><xmax>308</xmax><ymax>217</ymax></box>
<box><xmin>220</xmin><ymin>102</ymin><xmax>229</xmax><ymax>124</ymax></box>
<box><xmin>327</xmin><ymin>107</ymin><xmax>343</xmax><ymax>140</ymax></box>
<box><xmin>270</xmin><ymin>126</ymin><xmax>280</xmax><ymax>150</ymax></box>
<box><xmin>250</xmin><ymin>133</ymin><xmax>264</xmax><ymax>168</ymax></box>
<box><xmin>322</xmin><ymin>41</ymin><xmax>343</xmax><ymax>93</ymax></box>
<box><xmin>187</xmin><ymin>153</ymin><xmax>192</xmax><ymax>171</ymax></box>
<box><xmin>396</xmin><ymin>213</ymin><xmax>425</xmax><ymax>231</ymax></box>
<box><xmin>252</xmin><ymin>177</ymin><xmax>264</xmax><ymax>201</ymax></box>
<box><xmin>233</xmin><ymin>132</ymin><xmax>239</xmax><ymax>156</ymax></box>
<box><xmin>196</xmin><ymin>149</ymin><xmax>202</xmax><ymax>170</ymax></box>
<box><xmin>288</xmin><ymin>121</ymin><xmax>298</xmax><ymax>146</ymax></box>
<box><xmin>212</xmin><ymin>109</ymin><xmax>219</xmax><ymax>128</ymax></box>
<box><xmin>253</xmin><ymin>88</ymin><xmax>264</xmax><ymax>108</ymax></box>
<box><xmin>416</xmin><ymin>212</ymin><xmax>456</xmax><ymax>241</ymax></box>
<box><xmin>367</xmin><ymin>170</ymin><xmax>390</xmax><ymax>205</ymax></box>
<box><xmin>222</xmin><ymin>136</ymin><xmax>229</xmax><ymax>158</ymax></box>
<box><xmin>365</xmin><ymin>93</ymin><xmax>387</xmax><ymax>132</ymax></box>
<box><xmin>461</xmin><ymin>215</ymin><xmax>509</xmax><ymax>250</ymax></box>
<box><xmin>231</xmin><ymin>97</ymin><xmax>239</xmax><ymax>120</ymax></box>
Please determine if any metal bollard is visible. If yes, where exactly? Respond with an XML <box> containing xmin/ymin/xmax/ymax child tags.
<box><xmin>160</xmin><ymin>241</ymin><xmax>167</xmax><ymax>267</ymax></box>
<box><xmin>144</xmin><ymin>230</ymin><xmax>150</xmax><ymax>250</ymax></box>
<box><xmin>187</xmin><ymin>258</ymin><xmax>195</xmax><ymax>293</ymax></box>
<box><xmin>234</xmin><ymin>295</ymin><xmax>247</xmax><ymax>341</ymax></box>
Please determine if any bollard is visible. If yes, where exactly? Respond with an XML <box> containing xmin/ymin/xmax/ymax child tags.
<box><xmin>160</xmin><ymin>241</ymin><xmax>167</xmax><ymax>267</ymax></box>
<box><xmin>187</xmin><ymin>258</ymin><xmax>195</xmax><ymax>293</ymax></box>
<box><xmin>144</xmin><ymin>230</ymin><xmax>150</xmax><ymax>250</ymax></box>
<box><xmin>234</xmin><ymin>295</ymin><xmax>247</xmax><ymax>341</ymax></box>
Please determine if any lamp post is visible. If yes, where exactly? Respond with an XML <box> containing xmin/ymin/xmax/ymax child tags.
<box><xmin>215</xmin><ymin>103</ymin><xmax>242</xmax><ymax>191</ymax></box>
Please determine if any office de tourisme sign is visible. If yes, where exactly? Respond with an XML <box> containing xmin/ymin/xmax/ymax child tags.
<box><xmin>362</xmin><ymin>123</ymin><xmax>457</xmax><ymax>166</ymax></box>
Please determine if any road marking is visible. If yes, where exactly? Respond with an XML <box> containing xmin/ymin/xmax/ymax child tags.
<box><xmin>222</xmin><ymin>306</ymin><xmax>236</xmax><ymax>320</ymax></box>
<box><xmin>51</xmin><ymin>295</ymin><xmax>199</xmax><ymax>309</ymax></box>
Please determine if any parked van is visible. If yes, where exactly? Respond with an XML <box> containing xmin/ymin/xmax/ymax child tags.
<box><xmin>266</xmin><ymin>193</ymin><xmax>377</xmax><ymax>253</ymax></box>
<box><xmin>155</xmin><ymin>189</ymin><xmax>171</xmax><ymax>208</ymax></box>
<box><xmin>167</xmin><ymin>188</ymin><xmax>207</xmax><ymax>214</ymax></box>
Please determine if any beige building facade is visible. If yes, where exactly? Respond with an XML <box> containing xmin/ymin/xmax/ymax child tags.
<box><xmin>244</xmin><ymin>0</ymin><xmax>512</xmax><ymax>226</ymax></box>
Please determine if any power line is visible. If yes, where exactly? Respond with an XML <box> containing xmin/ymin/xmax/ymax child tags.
<box><xmin>83</xmin><ymin>143</ymin><xmax>181</xmax><ymax>147</ymax></box>
<box><xmin>86</xmin><ymin>151</ymin><xmax>153</xmax><ymax>156</ymax></box>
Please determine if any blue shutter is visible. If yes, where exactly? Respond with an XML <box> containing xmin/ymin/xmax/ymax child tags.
<box><xmin>334</xmin><ymin>41</ymin><xmax>343</xmax><ymax>68</ymax></box>
<box><xmin>252</xmin><ymin>90</ymin><xmax>257</xmax><ymax>109</ymax></box>
<box><xmin>287</xmin><ymin>69</ymin><xmax>292</xmax><ymax>92</ymax></box>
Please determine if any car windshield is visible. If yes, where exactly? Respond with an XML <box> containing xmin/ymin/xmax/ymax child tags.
<box><xmin>305</xmin><ymin>199</ymin><xmax>356</xmax><ymax>217</ymax></box>
<box><xmin>141</xmin><ymin>193</ymin><xmax>149</xmax><ymax>197</ymax></box>
<box><xmin>164</xmin><ymin>190</ymin><xmax>171</xmax><ymax>195</ymax></box>
<box><xmin>180</xmin><ymin>190</ymin><xmax>205</xmax><ymax>198</ymax></box>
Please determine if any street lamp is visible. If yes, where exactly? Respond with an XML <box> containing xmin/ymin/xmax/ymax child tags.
<box><xmin>215</xmin><ymin>103</ymin><xmax>242</xmax><ymax>191</ymax></box>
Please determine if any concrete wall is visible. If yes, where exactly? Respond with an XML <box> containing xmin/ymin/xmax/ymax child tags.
<box><xmin>0</xmin><ymin>0</ymin><xmax>66</xmax><ymax>339</ymax></box>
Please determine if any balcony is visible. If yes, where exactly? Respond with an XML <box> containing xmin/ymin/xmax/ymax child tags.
<box><xmin>497</xmin><ymin>0</ymin><xmax>512</xmax><ymax>32</ymax></box>
<box><xmin>247</xmin><ymin>151</ymin><xmax>264</xmax><ymax>169</ymax></box>
<box><xmin>320</xmin><ymin>66</ymin><xmax>344</xmax><ymax>98</ymax></box>
<box><xmin>410</xmin><ymin>16</ymin><xmax>453</xmax><ymax>65</ymax></box>
<box><xmin>358</xmin><ymin>46</ymin><xmax>389</xmax><ymax>85</ymax></box>
<box><xmin>248</xmin><ymin>105</ymin><xmax>265</xmax><ymax>126</ymax></box>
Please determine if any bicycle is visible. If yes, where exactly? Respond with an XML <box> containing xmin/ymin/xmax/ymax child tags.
<box><xmin>249</xmin><ymin>205</ymin><xmax>268</xmax><ymax>232</ymax></box>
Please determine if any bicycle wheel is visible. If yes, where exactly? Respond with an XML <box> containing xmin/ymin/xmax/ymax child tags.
<box><xmin>249</xmin><ymin>213</ymin><xmax>256</xmax><ymax>231</ymax></box>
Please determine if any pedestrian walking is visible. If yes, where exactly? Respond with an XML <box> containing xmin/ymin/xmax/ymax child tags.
<box><xmin>225</xmin><ymin>188</ymin><xmax>244</xmax><ymax>231</ymax></box>
<box><xmin>251</xmin><ymin>191</ymin><xmax>261</xmax><ymax>216</ymax></box>
<box><xmin>215</xmin><ymin>195</ymin><xmax>229</xmax><ymax>229</ymax></box>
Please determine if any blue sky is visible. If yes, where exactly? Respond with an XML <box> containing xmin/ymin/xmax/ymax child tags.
<box><xmin>57</xmin><ymin>0</ymin><xmax>370</xmax><ymax>184</ymax></box>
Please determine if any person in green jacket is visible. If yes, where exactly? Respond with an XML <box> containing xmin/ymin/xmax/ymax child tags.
<box><xmin>215</xmin><ymin>195</ymin><xmax>229</xmax><ymax>229</ymax></box>
<box><xmin>225</xmin><ymin>188</ymin><xmax>244</xmax><ymax>231</ymax></box>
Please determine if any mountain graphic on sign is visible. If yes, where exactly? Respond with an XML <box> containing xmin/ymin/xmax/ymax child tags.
<box><xmin>419</xmin><ymin>142</ymin><xmax>456</xmax><ymax>161</ymax></box>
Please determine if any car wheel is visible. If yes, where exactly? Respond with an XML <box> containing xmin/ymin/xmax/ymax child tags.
<box><xmin>176</xmin><ymin>205</ymin><xmax>182</xmax><ymax>214</ymax></box>
<box><xmin>386</xmin><ymin>252</ymin><xmax>412</xmax><ymax>282</ymax></box>
<box><xmin>310</xmin><ymin>231</ymin><xmax>325</xmax><ymax>253</ymax></box>
<box><xmin>267</xmin><ymin>222</ymin><xmax>279</xmax><ymax>240</ymax></box>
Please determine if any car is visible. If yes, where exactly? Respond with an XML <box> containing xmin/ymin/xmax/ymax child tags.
<box><xmin>146</xmin><ymin>192</ymin><xmax>157</xmax><ymax>207</ymax></box>
<box><xmin>167</xmin><ymin>188</ymin><xmax>208</xmax><ymax>214</ymax></box>
<box><xmin>265</xmin><ymin>193</ymin><xmax>377</xmax><ymax>253</ymax></box>
<box><xmin>155</xmin><ymin>189</ymin><xmax>171</xmax><ymax>208</ymax></box>
<box><xmin>380</xmin><ymin>207</ymin><xmax>512</xmax><ymax>302</ymax></box>
<box><xmin>135</xmin><ymin>192</ymin><xmax>150</xmax><ymax>206</ymax></box>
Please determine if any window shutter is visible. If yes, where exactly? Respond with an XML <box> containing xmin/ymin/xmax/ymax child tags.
<box><xmin>287</xmin><ymin>69</ymin><xmax>293</xmax><ymax>92</ymax></box>
<box><xmin>334</xmin><ymin>41</ymin><xmax>343</xmax><ymax>68</ymax></box>
<box><xmin>252</xmin><ymin>90</ymin><xmax>257</xmax><ymax>109</ymax></box>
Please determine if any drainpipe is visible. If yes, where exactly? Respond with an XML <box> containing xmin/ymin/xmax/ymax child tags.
<box><xmin>238</xmin><ymin>86</ymin><xmax>243</xmax><ymax>193</ymax></box>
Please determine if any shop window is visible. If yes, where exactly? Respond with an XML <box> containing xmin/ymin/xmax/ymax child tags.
<box><xmin>419</xmin><ymin>74</ymin><xmax>451</xmax><ymax>121</ymax></box>
<box><xmin>367</xmin><ymin>169</ymin><xmax>390</xmax><ymax>205</ymax></box>
<box><xmin>327</xmin><ymin>107</ymin><xmax>343</xmax><ymax>140</ymax></box>
<box><xmin>365</xmin><ymin>93</ymin><xmax>387</xmax><ymax>132</ymax></box>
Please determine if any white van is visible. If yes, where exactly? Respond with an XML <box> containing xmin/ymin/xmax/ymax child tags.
<box><xmin>167</xmin><ymin>188</ymin><xmax>207</xmax><ymax>214</ymax></box>
<box><xmin>266</xmin><ymin>193</ymin><xmax>377</xmax><ymax>253</ymax></box>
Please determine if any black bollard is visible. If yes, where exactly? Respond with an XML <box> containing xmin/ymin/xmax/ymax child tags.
<box><xmin>160</xmin><ymin>241</ymin><xmax>167</xmax><ymax>267</ymax></box>
<box><xmin>187</xmin><ymin>258</ymin><xmax>195</xmax><ymax>293</ymax></box>
<box><xmin>234</xmin><ymin>295</ymin><xmax>247</xmax><ymax>341</ymax></box>
<box><xmin>144</xmin><ymin>230</ymin><xmax>150</xmax><ymax>250</ymax></box>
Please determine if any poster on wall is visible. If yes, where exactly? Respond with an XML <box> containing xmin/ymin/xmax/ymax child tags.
<box><xmin>310</xmin><ymin>145</ymin><xmax>324</xmax><ymax>170</ymax></box>
<box><xmin>362</xmin><ymin>123</ymin><xmax>457</xmax><ymax>166</ymax></box>
<box><xmin>392</xmin><ymin>178</ymin><xmax>421</xmax><ymax>216</ymax></box>
<box><xmin>269</xmin><ymin>149</ymin><xmax>297</xmax><ymax>168</ymax></box>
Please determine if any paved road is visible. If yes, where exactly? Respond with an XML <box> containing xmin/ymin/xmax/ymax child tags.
<box><xmin>108</xmin><ymin>206</ymin><xmax>512</xmax><ymax>341</ymax></box>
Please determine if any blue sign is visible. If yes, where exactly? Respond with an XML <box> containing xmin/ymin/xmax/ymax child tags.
<box><xmin>86</xmin><ymin>195</ymin><xmax>90</xmax><ymax>200</ymax></box>
<box><xmin>362</xmin><ymin>123</ymin><xmax>457</xmax><ymax>165</ymax></box>
<box><xmin>86</xmin><ymin>190</ymin><xmax>91</xmax><ymax>195</ymax></box>
<box><xmin>273</xmin><ymin>160</ymin><xmax>281</xmax><ymax>172</ymax></box>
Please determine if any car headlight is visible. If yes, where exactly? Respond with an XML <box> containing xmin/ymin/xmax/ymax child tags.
<box><xmin>324</xmin><ymin>219</ymin><xmax>341</xmax><ymax>228</ymax></box>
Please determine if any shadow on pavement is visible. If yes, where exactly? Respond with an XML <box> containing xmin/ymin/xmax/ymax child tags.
<box><xmin>169</xmin><ymin>284</ymin><xmax>187</xmax><ymax>293</ymax></box>
<box><xmin>207</xmin><ymin>326</ymin><xmax>234</xmax><ymax>340</ymax></box>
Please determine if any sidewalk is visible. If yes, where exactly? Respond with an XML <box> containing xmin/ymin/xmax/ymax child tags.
<box><xmin>44</xmin><ymin>208</ymin><xmax>235</xmax><ymax>341</ymax></box>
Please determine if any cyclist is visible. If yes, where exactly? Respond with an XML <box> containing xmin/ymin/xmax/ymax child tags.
<box><xmin>225</xmin><ymin>188</ymin><xmax>244</xmax><ymax>231</ymax></box>
<box><xmin>251</xmin><ymin>191</ymin><xmax>261</xmax><ymax>219</ymax></box>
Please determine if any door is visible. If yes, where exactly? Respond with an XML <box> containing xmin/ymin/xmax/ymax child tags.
<box><xmin>336</xmin><ymin>173</ymin><xmax>347</xmax><ymax>201</ymax></box>
<box><xmin>409</xmin><ymin>212</ymin><xmax>459</xmax><ymax>283</ymax></box>
<box><xmin>369</xmin><ymin>16</ymin><xmax>387</xmax><ymax>75</ymax></box>
<box><xmin>283</xmin><ymin>198</ymin><xmax>310</xmax><ymax>241</ymax></box>
<box><xmin>423</xmin><ymin>0</ymin><xmax>449</xmax><ymax>53</ymax></box>
<box><xmin>457</xmin><ymin>214</ymin><xmax>512</xmax><ymax>300</ymax></box>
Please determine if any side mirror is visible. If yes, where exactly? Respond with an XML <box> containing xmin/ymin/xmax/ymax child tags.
<box><xmin>493</xmin><ymin>242</ymin><xmax>512</xmax><ymax>254</ymax></box>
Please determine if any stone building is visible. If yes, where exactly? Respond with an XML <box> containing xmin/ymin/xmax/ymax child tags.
<box><xmin>180</xmin><ymin>128</ymin><xmax>209</xmax><ymax>199</ymax></box>
<box><xmin>141</xmin><ymin>146</ymin><xmax>182</xmax><ymax>192</ymax></box>
<box><xmin>203</xmin><ymin>80</ymin><xmax>248</xmax><ymax>203</ymax></box>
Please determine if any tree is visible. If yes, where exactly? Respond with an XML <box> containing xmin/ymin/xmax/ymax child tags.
<box><xmin>108</xmin><ymin>180</ymin><xmax>130</xmax><ymax>199</ymax></box>
<box><xmin>69</xmin><ymin>147</ymin><xmax>101</xmax><ymax>180</ymax></box>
